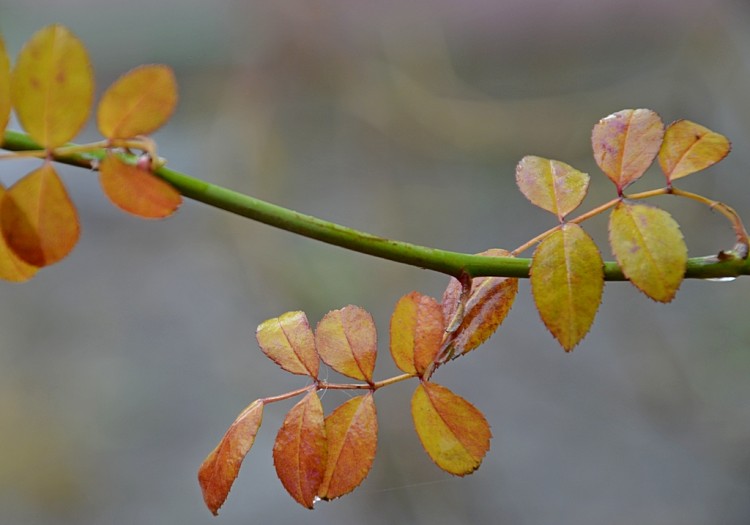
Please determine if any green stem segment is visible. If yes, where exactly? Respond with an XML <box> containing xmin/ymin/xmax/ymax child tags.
<box><xmin>3</xmin><ymin>129</ymin><xmax>749</xmax><ymax>280</ymax></box>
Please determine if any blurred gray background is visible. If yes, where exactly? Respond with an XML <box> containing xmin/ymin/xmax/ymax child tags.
<box><xmin>1</xmin><ymin>1</ymin><xmax>750</xmax><ymax>524</ymax></box>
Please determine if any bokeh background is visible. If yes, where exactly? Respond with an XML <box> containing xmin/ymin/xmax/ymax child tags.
<box><xmin>1</xmin><ymin>1</ymin><xmax>750</xmax><ymax>524</ymax></box>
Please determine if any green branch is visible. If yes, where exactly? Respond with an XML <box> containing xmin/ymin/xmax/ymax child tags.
<box><xmin>3</xmin><ymin>129</ymin><xmax>749</xmax><ymax>280</ymax></box>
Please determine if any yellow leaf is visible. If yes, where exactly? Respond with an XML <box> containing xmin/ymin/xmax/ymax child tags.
<box><xmin>609</xmin><ymin>201</ymin><xmax>687</xmax><ymax>302</ymax></box>
<box><xmin>591</xmin><ymin>109</ymin><xmax>664</xmax><ymax>192</ymax></box>
<box><xmin>0</xmin><ymin>184</ymin><xmax>38</xmax><ymax>282</ymax></box>
<box><xmin>273</xmin><ymin>391</ymin><xmax>327</xmax><ymax>509</ymax></box>
<box><xmin>441</xmin><ymin>249</ymin><xmax>518</xmax><ymax>357</ymax></box>
<box><xmin>11</xmin><ymin>24</ymin><xmax>93</xmax><ymax>148</ymax></box>
<box><xmin>515</xmin><ymin>156</ymin><xmax>589</xmax><ymax>220</ymax></box>
<box><xmin>389</xmin><ymin>291</ymin><xmax>444</xmax><ymax>376</ymax></box>
<box><xmin>319</xmin><ymin>394</ymin><xmax>377</xmax><ymax>500</ymax></box>
<box><xmin>1</xmin><ymin>163</ymin><xmax>79</xmax><ymax>266</ymax></box>
<box><xmin>97</xmin><ymin>64</ymin><xmax>178</xmax><ymax>139</ymax></box>
<box><xmin>198</xmin><ymin>400</ymin><xmax>264</xmax><ymax>516</ymax></box>
<box><xmin>530</xmin><ymin>224</ymin><xmax>603</xmax><ymax>351</ymax></box>
<box><xmin>658</xmin><ymin>120</ymin><xmax>731</xmax><ymax>182</ymax></box>
<box><xmin>315</xmin><ymin>305</ymin><xmax>377</xmax><ymax>382</ymax></box>
<box><xmin>0</xmin><ymin>35</ymin><xmax>11</xmax><ymax>134</ymax></box>
<box><xmin>256</xmin><ymin>311</ymin><xmax>319</xmax><ymax>378</ymax></box>
<box><xmin>99</xmin><ymin>154</ymin><xmax>182</xmax><ymax>219</ymax></box>
<box><xmin>411</xmin><ymin>382</ymin><xmax>490</xmax><ymax>476</ymax></box>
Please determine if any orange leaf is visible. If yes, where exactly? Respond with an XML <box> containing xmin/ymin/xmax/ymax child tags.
<box><xmin>273</xmin><ymin>391</ymin><xmax>327</xmax><ymax>509</ymax></box>
<box><xmin>591</xmin><ymin>109</ymin><xmax>664</xmax><ymax>192</ymax></box>
<box><xmin>389</xmin><ymin>291</ymin><xmax>444</xmax><ymax>376</ymax></box>
<box><xmin>658</xmin><ymin>120</ymin><xmax>731</xmax><ymax>182</ymax></box>
<box><xmin>315</xmin><ymin>305</ymin><xmax>377</xmax><ymax>382</ymax></box>
<box><xmin>97</xmin><ymin>64</ymin><xmax>178</xmax><ymax>139</ymax></box>
<box><xmin>10</xmin><ymin>24</ymin><xmax>93</xmax><ymax>148</ymax></box>
<box><xmin>609</xmin><ymin>201</ymin><xmax>687</xmax><ymax>302</ymax></box>
<box><xmin>530</xmin><ymin>224</ymin><xmax>603</xmax><ymax>351</ymax></box>
<box><xmin>515</xmin><ymin>156</ymin><xmax>589</xmax><ymax>220</ymax></box>
<box><xmin>411</xmin><ymin>382</ymin><xmax>491</xmax><ymax>476</ymax></box>
<box><xmin>1</xmin><ymin>163</ymin><xmax>79</xmax><ymax>266</ymax></box>
<box><xmin>0</xmin><ymin>184</ymin><xmax>38</xmax><ymax>282</ymax></box>
<box><xmin>256</xmin><ymin>311</ymin><xmax>319</xmax><ymax>378</ymax></box>
<box><xmin>198</xmin><ymin>400</ymin><xmax>264</xmax><ymax>516</ymax></box>
<box><xmin>318</xmin><ymin>394</ymin><xmax>377</xmax><ymax>500</ymax></box>
<box><xmin>441</xmin><ymin>249</ymin><xmax>518</xmax><ymax>358</ymax></box>
<box><xmin>0</xmin><ymin>35</ymin><xmax>10</xmax><ymax>134</ymax></box>
<box><xmin>99</xmin><ymin>154</ymin><xmax>182</xmax><ymax>219</ymax></box>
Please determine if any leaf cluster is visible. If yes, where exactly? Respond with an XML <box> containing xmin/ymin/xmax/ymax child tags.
<box><xmin>0</xmin><ymin>25</ymin><xmax>181</xmax><ymax>279</ymax></box>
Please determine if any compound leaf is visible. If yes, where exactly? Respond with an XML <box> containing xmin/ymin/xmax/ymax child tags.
<box><xmin>658</xmin><ymin>120</ymin><xmax>731</xmax><ymax>182</ymax></box>
<box><xmin>389</xmin><ymin>291</ymin><xmax>444</xmax><ymax>376</ymax></box>
<box><xmin>441</xmin><ymin>249</ymin><xmax>518</xmax><ymax>358</ymax></box>
<box><xmin>99</xmin><ymin>154</ymin><xmax>182</xmax><ymax>219</ymax></box>
<box><xmin>0</xmin><ymin>35</ymin><xmax>10</xmax><ymax>134</ymax></box>
<box><xmin>1</xmin><ymin>163</ymin><xmax>79</xmax><ymax>266</ymax></box>
<box><xmin>97</xmin><ymin>64</ymin><xmax>178</xmax><ymax>139</ymax></box>
<box><xmin>411</xmin><ymin>382</ymin><xmax>491</xmax><ymax>476</ymax></box>
<box><xmin>530</xmin><ymin>224</ymin><xmax>603</xmax><ymax>351</ymax></box>
<box><xmin>273</xmin><ymin>391</ymin><xmax>327</xmax><ymax>509</ymax></box>
<box><xmin>315</xmin><ymin>305</ymin><xmax>377</xmax><ymax>382</ymax></box>
<box><xmin>515</xmin><ymin>155</ymin><xmax>589</xmax><ymax>220</ymax></box>
<box><xmin>319</xmin><ymin>394</ymin><xmax>377</xmax><ymax>501</ymax></box>
<box><xmin>198</xmin><ymin>400</ymin><xmax>264</xmax><ymax>516</ymax></box>
<box><xmin>591</xmin><ymin>109</ymin><xmax>664</xmax><ymax>191</ymax></box>
<box><xmin>10</xmin><ymin>24</ymin><xmax>93</xmax><ymax>148</ymax></box>
<box><xmin>256</xmin><ymin>311</ymin><xmax>319</xmax><ymax>378</ymax></box>
<box><xmin>609</xmin><ymin>201</ymin><xmax>687</xmax><ymax>302</ymax></box>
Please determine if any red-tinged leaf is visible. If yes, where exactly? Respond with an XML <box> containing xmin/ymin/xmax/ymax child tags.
<box><xmin>441</xmin><ymin>249</ymin><xmax>518</xmax><ymax>358</ymax></box>
<box><xmin>658</xmin><ymin>120</ymin><xmax>731</xmax><ymax>182</ymax></box>
<box><xmin>609</xmin><ymin>201</ymin><xmax>687</xmax><ymax>302</ymax></box>
<box><xmin>0</xmin><ymin>184</ymin><xmax>38</xmax><ymax>282</ymax></box>
<box><xmin>273</xmin><ymin>391</ymin><xmax>327</xmax><ymax>509</ymax></box>
<box><xmin>515</xmin><ymin>156</ymin><xmax>589</xmax><ymax>220</ymax></box>
<box><xmin>319</xmin><ymin>394</ymin><xmax>377</xmax><ymax>500</ymax></box>
<box><xmin>530</xmin><ymin>224</ymin><xmax>603</xmax><ymax>351</ymax></box>
<box><xmin>389</xmin><ymin>291</ymin><xmax>444</xmax><ymax>376</ymax></box>
<box><xmin>198</xmin><ymin>400</ymin><xmax>264</xmax><ymax>516</ymax></box>
<box><xmin>10</xmin><ymin>24</ymin><xmax>93</xmax><ymax>148</ymax></box>
<box><xmin>97</xmin><ymin>64</ymin><xmax>178</xmax><ymax>139</ymax></box>
<box><xmin>99</xmin><ymin>154</ymin><xmax>182</xmax><ymax>219</ymax></box>
<box><xmin>1</xmin><ymin>163</ymin><xmax>79</xmax><ymax>266</ymax></box>
<box><xmin>411</xmin><ymin>382</ymin><xmax>491</xmax><ymax>476</ymax></box>
<box><xmin>591</xmin><ymin>109</ymin><xmax>664</xmax><ymax>191</ymax></box>
<box><xmin>0</xmin><ymin>36</ymin><xmax>10</xmax><ymax>134</ymax></box>
<box><xmin>256</xmin><ymin>311</ymin><xmax>319</xmax><ymax>378</ymax></box>
<box><xmin>315</xmin><ymin>305</ymin><xmax>377</xmax><ymax>382</ymax></box>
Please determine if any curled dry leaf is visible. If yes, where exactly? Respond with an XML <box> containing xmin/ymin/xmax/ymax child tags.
<box><xmin>0</xmin><ymin>35</ymin><xmax>10</xmax><ymax>134</ymax></box>
<box><xmin>441</xmin><ymin>249</ymin><xmax>518</xmax><ymax>358</ymax></box>
<box><xmin>99</xmin><ymin>154</ymin><xmax>182</xmax><ymax>219</ymax></box>
<box><xmin>411</xmin><ymin>382</ymin><xmax>491</xmax><ymax>476</ymax></box>
<box><xmin>273</xmin><ymin>391</ymin><xmax>327</xmax><ymax>509</ymax></box>
<box><xmin>658</xmin><ymin>120</ymin><xmax>731</xmax><ymax>182</ymax></box>
<box><xmin>97</xmin><ymin>64</ymin><xmax>178</xmax><ymax>139</ymax></box>
<box><xmin>609</xmin><ymin>201</ymin><xmax>687</xmax><ymax>303</ymax></box>
<box><xmin>389</xmin><ymin>291</ymin><xmax>444</xmax><ymax>376</ymax></box>
<box><xmin>515</xmin><ymin>155</ymin><xmax>589</xmax><ymax>220</ymax></box>
<box><xmin>198</xmin><ymin>400</ymin><xmax>264</xmax><ymax>516</ymax></box>
<box><xmin>530</xmin><ymin>224</ymin><xmax>603</xmax><ymax>351</ymax></box>
<box><xmin>1</xmin><ymin>163</ymin><xmax>79</xmax><ymax>267</ymax></box>
<box><xmin>315</xmin><ymin>305</ymin><xmax>377</xmax><ymax>382</ymax></box>
<box><xmin>10</xmin><ymin>24</ymin><xmax>94</xmax><ymax>148</ymax></box>
<box><xmin>591</xmin><ymin>109</ymin><xmax>664</xmax><ymax>192</ymax></box>
<box><xmin>256</xmin><ymin>311</ymin><xmax>319</xmax><ymax>378</ymax></box>
<box><xmin>319</xmin><ymin>394</ymin><xmax>377</xmax><ymax>500</ymax></box>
